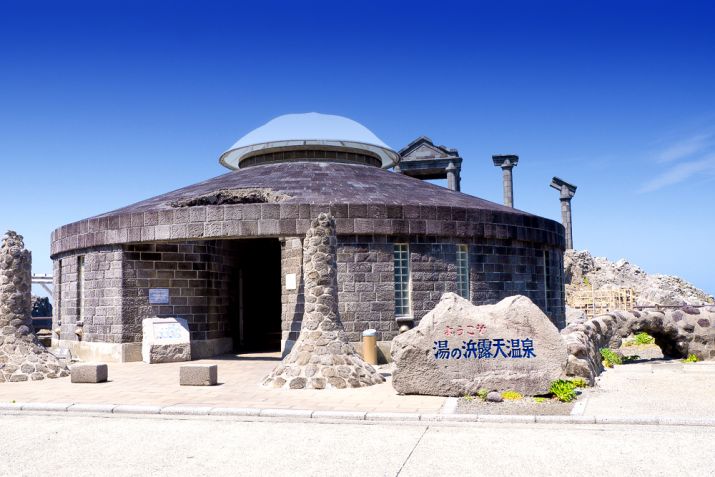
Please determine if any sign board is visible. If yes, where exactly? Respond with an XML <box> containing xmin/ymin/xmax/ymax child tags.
<box><xmin>148</xmin><ymin>288</ymin><xmax>170</xmax><ymax>304</ymax></box>
<box><xmin>141</xmin><ymin>317</ymin><xmax>191</xmax><ymax>364</ymax></box>
<box><xmin>285</xmin><ymin>273</ymin><xmax>297</xmax><ymax>290</ymax></box>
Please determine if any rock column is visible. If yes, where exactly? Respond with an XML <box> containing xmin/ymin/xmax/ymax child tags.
<box><xmin>446</xmin><ymin>161</ymin><xmax>460</xmax><ymax>192</ymax></box>
<box><xmin>550</xmin><ymin>177</ymin><xmax>577</xmax><ymax>250</ymax></box>
<box><xmin>263</xmin><ymin>214</ymin><xmax>384</xmax><ymax>389</ymax></box>
<box><xmin>0</xmin><ymin>231</ymin><xmax>69</xmax><ymax>382</ymax></box>
<box><xmin>492</xmin><ymin>155</ymin><xmax>519</xmax><ymax>207</ymax></box>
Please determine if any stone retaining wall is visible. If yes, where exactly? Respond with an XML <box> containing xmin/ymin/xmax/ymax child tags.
<box><xmin>562</xmin><ymin>306</ymin><xmax>715</xmax><ymax>383</ymax></box>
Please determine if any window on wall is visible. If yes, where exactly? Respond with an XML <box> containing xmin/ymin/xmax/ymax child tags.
<box><xmin>393</xmin><ymin>244</ymin><xmax>411</xmax><ymax>317</ymax></box>
<box><xmin>457</xmin><ymin>244</ymin><xmax>470</xmax><ymax>299</ymax></box>
<box><xmin>57</xmin><ymin>260</ymin><xmax>62</xmax><ymax>323</ymax></box>
<box><xmin>77</xmin><ymin>256</ymin><xmax>85</xmax><ymax>321</ymax></box>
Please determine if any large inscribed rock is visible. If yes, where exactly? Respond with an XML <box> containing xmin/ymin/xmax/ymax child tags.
<box><xmin>391</xmin><ymin>293</ymin><xmax>568</xmax><ymax>396</ymax></box>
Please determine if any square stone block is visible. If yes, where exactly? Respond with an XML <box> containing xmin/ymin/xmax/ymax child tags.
<box><xmin>180</xmin><ymin>364</ymin><xmax>217</xmax><ymax>386</ymax></box>
<box><xmin>70</xmin><ymin>363</ymin><xmax>108</xmax><ymax>383</ymax></box>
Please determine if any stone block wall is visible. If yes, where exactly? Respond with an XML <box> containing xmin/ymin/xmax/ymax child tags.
<box><xmin>121</xmin><ymin>241</ymin><xmax>235</xmax><ymax>343</ymax></box>
<box><xmin>410</xmin><ymin>243</ymin><xmax>460</xmax><ymax>321</ymax></box>
<box><xmin>334</xmin><ymin>235</ymin><xmax>566</xmax><ymax>343</ymax></box>
<box><xmin>52</xmin><ymin>246</ymin><xmax>124</xmax><ymax>344</ymax></box>
<box><xmin>468</xmin><ymin>241</ymin><xmax>565</xmax><ymax>328</ymax></box>
<box><xmin>336</xmin><ymin>238</ymin><xmax>396</xmax><ymax>343</ymax></box>
<box><xmin>280</xmin><ymin>237</ymin><xmax>304</xmax><ymax>350</ymax></box>
<box><xmin>52</xmin><ymin>233</ymin><xmax>565</xmax><ymax>356</ymax></box>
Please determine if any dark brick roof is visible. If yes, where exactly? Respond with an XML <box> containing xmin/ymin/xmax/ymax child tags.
<box><xmin>51</xmin><ymin>162</ymin><xmax>565</xmax><ymax>256</ymax></box>
<box><xmin>93</xmin><ymin>162</ymin><xmax>527</xmax><ymax>218</ymax></box>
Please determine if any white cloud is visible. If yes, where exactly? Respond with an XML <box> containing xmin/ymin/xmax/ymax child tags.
<box><xmin>639</xmin><ymin>156</ymin><xmax>715</xmax><ymax>193</ymax></box>
<box><xmin>656</xmin><ymin>133</ymin><xmax>713</xmax><ymax>163</ymax></box>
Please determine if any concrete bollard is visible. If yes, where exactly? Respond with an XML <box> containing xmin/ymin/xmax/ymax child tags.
<box><xmin>180</xmin><ymin>364</ymin><xmax>217</xmax><ymax>386</ymax></box>
<box><xmin>362</xmin><ymin>329</ymin><xmax>378</xmax><ymax>365</ymax></box>
<box><xmin>70</xmin><ymin>363</ymin><xmax>108</xmax><ymax>383</ymax></box>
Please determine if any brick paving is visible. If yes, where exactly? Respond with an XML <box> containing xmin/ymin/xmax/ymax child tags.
<box><xmin>0</xmin><ymin>353</ymin><xmax>446</xmax><ymax>413</ymax></box>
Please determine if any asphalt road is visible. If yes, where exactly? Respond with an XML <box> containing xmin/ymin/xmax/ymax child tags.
<box><xmin>2</xmin><ymin>413</ymin><xmax>713</xmax><ymax>476</ymax></box>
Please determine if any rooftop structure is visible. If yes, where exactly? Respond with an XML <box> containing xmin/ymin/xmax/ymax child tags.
<box><xmin>219</xmin><ymin>112</ymin><xmax>400</xmax><ymax>170</ymax></box>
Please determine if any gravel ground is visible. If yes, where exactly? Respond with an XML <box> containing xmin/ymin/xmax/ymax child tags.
<box><xmin>456</xmin><ymin>395</ymin><xmax>577</xmax><ymax>415</ymax></box>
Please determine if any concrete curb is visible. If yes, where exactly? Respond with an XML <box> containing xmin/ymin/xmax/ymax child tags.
<box><xmin>1</xmin><ymin>402</ymin><xmax>714</xmax><ymax>427</ymax></box>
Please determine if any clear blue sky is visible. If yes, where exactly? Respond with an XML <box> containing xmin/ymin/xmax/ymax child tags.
<box><xmin>1</xmin><ymin>0</ymin><xmax>714</xmax><ymax>297</ymax></box>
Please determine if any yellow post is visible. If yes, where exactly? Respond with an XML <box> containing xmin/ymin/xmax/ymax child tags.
<box><xmin>362</xmin><ymin>329</ymin><xmax>378</xmax><ymax>365</ymax></box>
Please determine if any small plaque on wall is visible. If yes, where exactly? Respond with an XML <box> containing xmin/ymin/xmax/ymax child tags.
<box><xmin>148</xmin><ymin>288</ymin><xmax>170</xmax><ymax>304</ymax></box>
<box><xmin>285</xmin><ymin>273</ymin><xmax>297</xmax><ymax>290</ymax></box>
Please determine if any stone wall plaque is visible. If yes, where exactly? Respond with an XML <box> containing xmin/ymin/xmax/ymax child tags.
<box><xmin>148</xmin><ymin>288</ymin><xmax>170</xmax><ymax>304</ymax></box>
<box><xmin>142</xmin><ymin>317</ymin><xmax>191</xmax><ymax>364</ymax></box>
<box><xmin>391</xmin><ymin>293</ymin><xmax>568</xmax><ymax>396</ymax></box>
<box><xmin>285</xmin><ymin>273</ymin><xmax>297</xmax><ymax>290</ymax></box>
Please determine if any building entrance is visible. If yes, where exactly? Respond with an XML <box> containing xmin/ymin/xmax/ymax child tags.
<box><xmin>233</xmin><ymin>239</ymin><xmax>282</xmax><ymax>352</ymax></box>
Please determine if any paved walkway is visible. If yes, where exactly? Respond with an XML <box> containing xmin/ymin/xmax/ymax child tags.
<box><xmin>0</xmin><ymin>353</ymin><xmax>446</xmax><ymax>413</ymax></box>
<box><xmin>2</xmin><ymin>353</ymin><xmax>715</xmax><ymax>422</ymax></box>
<box><xmin>583</xmin><ymin>359</ymin><xmax>715</xmax><ymax>418</ymax></box>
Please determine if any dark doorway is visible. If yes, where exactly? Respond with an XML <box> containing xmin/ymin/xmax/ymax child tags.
<box><xmin>233</xmin><ymin>239</ymin><xmax>282</xmax><ymax>352</ymax></box>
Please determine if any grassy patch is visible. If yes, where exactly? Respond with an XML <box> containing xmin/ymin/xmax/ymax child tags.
<box><xmin>600</xmin><ymin>348</ymin><xmax>622</xmax><ymax>367</ymax></box>
<box><xmin>501</xmin><ymin>391</ymin><xmax>523</xmax><ymax>400</ymax></box>
<box><xmin>634</xmin><ymin>332</ymin><xmax>655</xmax><ymax>345</ymax></box>
<box><xmin>682</xmin><ymin>354</ymin><xmax>700</xmax><ymax>363</ymax></box>
<box><xmin>549</xmin><ymin>379</ymin><xmax>577</xmax><ymax>402</ymax></box>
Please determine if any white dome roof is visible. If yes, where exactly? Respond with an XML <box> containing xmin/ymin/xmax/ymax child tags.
<box><xmin>219</xmin><ymin>112</ymin><xmax>400</xmax><ymax>169</ymax></box>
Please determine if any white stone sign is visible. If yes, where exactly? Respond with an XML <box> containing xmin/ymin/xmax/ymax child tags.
<box><xmin>142</xmin><ymin>317</ymin><xmax>191</xmax><ymax>364</ymax></box>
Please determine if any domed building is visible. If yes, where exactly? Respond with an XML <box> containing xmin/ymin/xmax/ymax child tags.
<box><xmin>50</xmin><ymin>113</ymin><xmax>566</xmax><ymax>362</ymax></box>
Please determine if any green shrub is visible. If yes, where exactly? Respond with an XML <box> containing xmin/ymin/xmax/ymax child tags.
<box><xmin>682</xmin><ymin>354</ymin><xmax>700</xmax><ymax>363</ymax></box>
<box><xmin>600</xmin><ymin>348</ymin><xmax>622</xmax><ymax>367</ymax></box>
<box><xmin>549</xmin><ymin>380</ymin><xmax>577</xmax><ymax>402</ymax></box>
<box><xmin>569</xmin><ymin>378</ymin><xmax>588</xmax><ymax>388</ymax></box>
<box><xmin>634</xmin><ymin>332</ymin><xmax>655</xmax><ymax>345</ymax></box>
<box><xmin>462</xmin><ymin>394</ymin><xmax>474</xmax><ymax>402</ymax></box>
<box><xmin>476</xmin><ymin>389</ymin><xmax>489</xmax><ymax>400</ymax></box>
<box><xmin>501</xmin><ymin>391</ymin><xmax>523</xmax><ymax>400</ymax></box>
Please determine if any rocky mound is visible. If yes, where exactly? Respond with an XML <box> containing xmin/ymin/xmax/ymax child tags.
<box><xmin>31</xmin><ymin>296</ymin><xmax>52</xmax><ymax>317</ymax></box>
<box><xmin>263</xmin><ymin>214</ymin><xmax>384</xmax><ymax>389</ymax></box>
<box><xmin>565</xmin><ymin>250</ymin><xmax>713</xmax><ymax>306</ymax></box>
<box><xmin>0</xmin><ymin>231</ymin><xmax>69</xmax><ymax>382</ymax></box>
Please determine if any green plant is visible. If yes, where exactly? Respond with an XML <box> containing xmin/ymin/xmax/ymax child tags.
<box><xmin>534</xmin><ymin>397</ymin><xmax>547</xmax><ymax>403</ymax></box>
<box><xmin>634</xmin><ymin>332</ymin><xmax>655</xmax><ymax>345</ymax></box>
<box><xmin>549</xmin><ymin>379</ymin><xmax>577</xmax><ymax>402</ymax></box>
<box><xmin>501</xmin><ymin>391</ymin><xmax>523</xmax><ymax>400</ymax></box>
<box><xmin>682</xmin><ymin>354</ymin><xmax>700</xmax><ymax>363</ymax></box>
<box><xmin>476</xmin><ymin>389</ymin><xmax>489</xmax><ymax>401</ymax></box>
<box><xmin>569</xmin><ymin>378</ymin><xmax>588</xmax><ymax>388</ymax></box>
<box><xmin>462</xmin><ymin>394</ymin><xmax>474</xmax><ymax>402</ymax></box>
<box><xmin>583</xmin><ymin>276</ymin><xmax>591</xmax><ymax>287</ymax></box>
<box><xmin>600</xmin><ymin>348</ymin><xmax>622</xmax><ymax>367</ymax></box>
